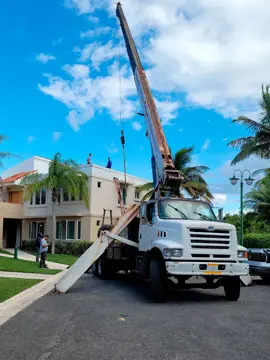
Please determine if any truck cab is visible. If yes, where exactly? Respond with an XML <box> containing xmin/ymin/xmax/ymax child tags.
<box><xmin>137</xmin><ymin>197</ymin><xmax>249</xmax><ymax>301</ymax></box>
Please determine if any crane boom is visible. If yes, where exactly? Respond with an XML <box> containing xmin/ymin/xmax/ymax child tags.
<box><xmin>116</xmin><ymin>3</ymin><xmax>183</xmax><ymax>191</ymax></box>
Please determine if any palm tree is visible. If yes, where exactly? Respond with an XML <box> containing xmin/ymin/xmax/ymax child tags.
<box><xmin>0</xmin><ymin>135</ymin><xmax>17</xmax><ymax>167</ymax></box>
<box><xmin>244</xmin><ymin>172</ymin><xmax>270</xmax><ymax>221</ymax></box>
<box><xmin>21</xmin><ymin>153</ymin><xmax>89</xmax><ymax>253</ymax></box>
<box><xmin>228</xmin><ymin>85</ymin><xmax>270</xmax><ymax>165</ymax></box>
<box><xmin>137</xmin><ymin>146</ymin><xmax>213</xmax><ymax>202</ymax></box>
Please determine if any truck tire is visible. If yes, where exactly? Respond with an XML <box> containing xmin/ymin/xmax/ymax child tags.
<box><xmin>260</xmin><ymin>275</ymin><xmax>270</xmax><ymax>284</ymax></box>
<box><xmin>223</xmin><ymin>276</ymin><xmax>240</xmax><ymax>301</ymax></box>
<box><xmin>149</xmin><ymin>258</ymin><xmax>168</xmax><ymax>303</ymax></box>
<box><xmin>95</xmin><ymin>255</ymin><xmax>110</xmax><ymax>280</ymax></box>
<box><xmin>91</xmin><ymin>262</ymin><xmax>98</xmax><ymax>277</ymax></box>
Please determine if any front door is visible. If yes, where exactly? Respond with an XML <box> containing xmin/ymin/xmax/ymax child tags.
<box><xmin>139</xmin><ymin>201</ymin><xmax>156</xmax><ymax>251</ymax></box>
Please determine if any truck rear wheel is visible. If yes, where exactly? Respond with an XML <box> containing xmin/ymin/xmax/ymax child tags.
<box><xmin>96</xmin><ymin>255</ymin><xmax>108</xmax><ymax>280</ymax></box>
<box><xmin>149</xmin><ymin>258</ymin><xmax>168</xmax><ymax>303</ymax></box>
<box><xmin>223</xmin><ymin>276</ymin><xmax>240</xmax><ymax>301</ymax></box>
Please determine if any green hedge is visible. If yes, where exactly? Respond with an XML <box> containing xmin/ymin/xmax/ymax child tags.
<box><xmin>21</xmin><ymin>240</ymin><xmax>93</xmax><ymax>256</ymax></box>
<box><xmin>243</xmin><ymin>233</ymin><xmax>270</xmax><ymax>248</ymax></box>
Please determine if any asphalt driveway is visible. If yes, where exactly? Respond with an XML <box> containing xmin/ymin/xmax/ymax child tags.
<box><xmin>0</xmin><ymin>274</ymin><xmax>269</xmax><ymax>360</ymax></box>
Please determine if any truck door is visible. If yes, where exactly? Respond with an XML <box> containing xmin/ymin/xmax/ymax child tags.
<box><xmin>139</xmin><ymin>201</ymin><xmax>156</xmax><ymax>251</ymax></box>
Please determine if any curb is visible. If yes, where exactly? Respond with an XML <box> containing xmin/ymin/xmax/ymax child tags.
<box><xmin>0</xmin><ymin>269</ymin><xmax>68</xmax><ymax>327</ymax></box>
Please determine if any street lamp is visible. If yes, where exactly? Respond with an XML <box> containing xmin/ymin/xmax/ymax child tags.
<box><xmin>229</xmin><ymin>169</ymin><xmax>255</xmax><ymax>246</ymax></box>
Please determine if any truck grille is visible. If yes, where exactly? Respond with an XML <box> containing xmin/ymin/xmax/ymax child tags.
<box><xmin>189</xmin><ymin>228</ymin><xmax>231</xmax><ymax>250</ymax></box>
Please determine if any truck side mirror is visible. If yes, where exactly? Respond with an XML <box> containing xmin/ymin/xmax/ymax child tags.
<box><xmin>218</xmin><ymin>208</ymin><xmax>223</xmax><ymax>221</ymax></box>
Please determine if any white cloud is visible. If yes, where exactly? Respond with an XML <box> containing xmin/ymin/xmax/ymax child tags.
<box><xmin>38</xmin><ymin>63</ymin><xmax>137</xmax><ymax>131</ymax></box>
<box><xmin>80</xmin><ymin>27</ymin><xmax>110</xmax><ymax>38</ymax></box>
<box><xmin>52</xmin><ymin>132</ymin><xmax>62</xmax><ymax>141</ymax></box>
<box><xmin>201</xmin><ymin>139</ymin><xmax>210</xmax><ymax>151</ymax></box>
<box><xmin>223</xmin><ymin>137</ymin><xmax>228</xmax><ymax>141</ymax></box>
<box><xmin>178</xmin><ymin>128</ymin><xmax>184</xmax><ymax>132</ymax></box>
<box><xmin>35</xmin><ymin>53</ymin><xmax>56</xmax><ymax>63</ymax></box>
<box><xmin>63</xmin><ymin>64</ymin><xmax>90</xmax><ymax>79</ymax></box>
<box><xmin>154</xmin><ymin>98</ymin><xmax>180</xmax><ymax>125</ymax></box>
<box><xmin>105</xmin><ymin>141</ymin><xmax>118</xmax><ymax>154</ymax></box>
<box><xmin>212</xmin><ymin>193</ymin><xmax>227</xmax><ymax>207</ymax></box>
<box><xmin>101</xmin><ymin>0</ymin><xmax>270</xmax><ymax>119</ymax></box>
<box><xmin>132</xmin><ymin>121</ymin><xmax>142</xmax><ymax>131</ymax></box>
<box><xmin>53</xmin><ymin>38</ymin><xmax>63</xmax><ymax>46</ymax></box>
<box><xmin>27</xmin><ymin>136</ymin><xmax>35</xmax><ymax>143</ymax></box>
<box><xmin>64</xmin><ymin>0</ymin><xmax>107</xmax><ymax>14</ymax></box>
<box><xmin>88</xmin><ymin>15</ymin><xmax>99</xmax><ymax>23</ymax></box>
<box><xmin>75</xmin><ymin>41</ymin><xmax>124</xmax><ymax>70</ymax></box>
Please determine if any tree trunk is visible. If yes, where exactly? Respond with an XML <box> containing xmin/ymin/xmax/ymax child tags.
<box><xmin>51</xmin><ymin>201</ymin><xmax>56</xmax><ymax>254</ymax></box>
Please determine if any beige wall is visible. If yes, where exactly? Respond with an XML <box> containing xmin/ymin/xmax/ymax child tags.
<box><xmin>0</xmin><ymin>202</ymin><xmax>23</xmax><ymax>219</ymax></box>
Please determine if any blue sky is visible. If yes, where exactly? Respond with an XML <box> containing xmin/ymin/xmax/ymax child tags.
<box><xmin>1</xmin><ymin>0</ymin><xmax>269</xmax><ymax>213</ymax></box>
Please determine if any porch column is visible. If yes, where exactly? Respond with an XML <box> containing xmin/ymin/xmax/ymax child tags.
<box><xmin>0</xmin><ymin>217</ymin><xmax>3</xmax><ymax>249</ymax></box>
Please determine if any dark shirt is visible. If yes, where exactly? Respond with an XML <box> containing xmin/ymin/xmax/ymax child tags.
<box><xmin>36</xmin><ymin>236</ymin><xmax>41</xmax><ymax>248</ymax></box>
<box><xmin>106</xmin><ymin>160</ymin><xmax>112</xmax><ymax>169</ymax></box>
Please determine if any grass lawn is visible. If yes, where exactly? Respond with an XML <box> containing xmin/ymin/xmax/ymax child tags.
<box><xmin>0</xmin><ymin>249</ymin><xmax>12</xmax><ymax>255</ymax></box>
<box><xmin>0</xmin><ymin>257</ymin><xmax>60</xmax><ymax>275</ymax></box>
<box><xmin>46</xmin><ymin>253</ymin><xmax>79</xmax><ymax>266</ymax></box>
<box><xmin>0</xmin><ymin>278</ymin><xmax>42</xmax><ymax>303</ymax></box>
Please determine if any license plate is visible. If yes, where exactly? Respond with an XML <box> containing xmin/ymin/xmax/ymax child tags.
<box><xmin>203</xmin><ymin>263</ymin><xmax>222</xmax><ymax>275</ymax></box>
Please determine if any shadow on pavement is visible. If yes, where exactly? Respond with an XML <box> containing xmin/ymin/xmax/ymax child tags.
<box><xmin>65</xmin><ymin>272</ymin><xmax>228</xmax><ymax>304</ymax></box>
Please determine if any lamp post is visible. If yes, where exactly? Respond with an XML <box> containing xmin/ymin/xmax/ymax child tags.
<box><xmin>229</xmin><ymin>169</ymin><xmax>254</xmax><ymax>246</ymax></box>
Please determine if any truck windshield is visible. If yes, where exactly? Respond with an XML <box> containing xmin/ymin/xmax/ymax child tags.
<box><xmin>158</xmin><ymin>199</ymin><xmax>217</xmax><ymax>221</ymax></box>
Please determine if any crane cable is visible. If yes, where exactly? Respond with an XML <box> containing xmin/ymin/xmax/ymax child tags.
<box><xmin>117</xmin><ymin>24</ymin><xmax>127</xmax><ymax>206</ymax></box>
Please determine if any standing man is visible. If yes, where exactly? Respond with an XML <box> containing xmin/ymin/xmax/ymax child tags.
<box><xmin>106</xmin><ymin>157</ymin><xmax>112</xmax><ymax>169</ymax></box>
<box><xmin>40</xmin><ymin>234</ymin><xmax>49</xmax><ymax>268</ymax></box>
<box><xmin>87</xmin><ymin>153</ymin><xmax>92</xmax><ymax>165</ymax></box>
<box><xmin>35</xmin><ymin>232</ymin><xmax>42</xmax><ymax>263</ymax></box>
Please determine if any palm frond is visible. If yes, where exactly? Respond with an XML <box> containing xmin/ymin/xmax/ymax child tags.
<box><xmin>136</xmin><ymin>182</ymin><xmax>154</xmax><ymax>192</ymax></box>
<box><xmin>232</xmin><ymin>116</ymin><xmax>267</xmax><ymax>133</ymax></box>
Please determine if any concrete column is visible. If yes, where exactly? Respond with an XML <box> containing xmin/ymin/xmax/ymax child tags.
<box><xmin>0</xmin><ymin>217</ymin><xmax>3</xmax><ymax>249</ymax></box>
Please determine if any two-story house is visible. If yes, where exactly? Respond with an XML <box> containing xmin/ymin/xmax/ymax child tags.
<box><xmin>0</xmin><ymin>156</ymin><xmax>149</xmax><ymax>249</ymax></box>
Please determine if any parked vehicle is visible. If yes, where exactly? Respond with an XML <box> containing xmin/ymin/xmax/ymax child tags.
<box><xmin>248</xmin><ymin>248</ymin><xmax>270</xmax><ymax>284</ymax></box>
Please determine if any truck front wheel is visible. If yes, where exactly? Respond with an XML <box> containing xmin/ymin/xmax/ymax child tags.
<box><xmin>149</xmin><ymin>258</ymin><xmax>168</xmax><ymax>303</ymax></box>
<box><xmin>223</xmin><ymin>276</ymin><xmax>240</xmax><ymax>301</ymax></box>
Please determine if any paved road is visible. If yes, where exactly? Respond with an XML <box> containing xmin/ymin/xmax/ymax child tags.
<box><xmin>0</xmin><ymin>274</ymin><xmax>269</xmax><ymax>360</ymax></box>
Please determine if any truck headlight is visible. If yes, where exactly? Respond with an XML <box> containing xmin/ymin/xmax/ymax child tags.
<box><xmin>163</xmin><ymin>248</ymin><xmax>183</xmax><ymax>257</ymax></box>
<box><xmin>238</xmin><ymin>250</ymin><xmax>248</xmax><ymax>259</ymax></box>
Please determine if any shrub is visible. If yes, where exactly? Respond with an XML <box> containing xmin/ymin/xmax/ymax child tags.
<box><xmin>21</xmin><ymin>240</ymin><xmax>93</xmax><ymax>256</ymax></box>
<box><xmin>243</xmin><ymin>233</ymin><xmax>270</xmax><ymax>248</ymax></box>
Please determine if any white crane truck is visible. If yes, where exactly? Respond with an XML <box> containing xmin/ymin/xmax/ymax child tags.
<box><xmin>55</xmin><ymin>3</ymin><xmax>249</xmax><ymax>300</ymax></box>
<box><xmin>90</xmin><ymin>3</ymin><xmax>249</xmax><ymax>302</ymax></box>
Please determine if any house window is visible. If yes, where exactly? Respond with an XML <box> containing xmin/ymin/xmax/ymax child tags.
<box><xmin>135</xmin><ymin>191</ymin><xmax>140</xmax><ymax>200</ymax></box>
<box><xmin>97</xmin><ymin>181</ymin><xmax>101</xmax><ymax>188</ymax></box>
<box><xmin>56</xmin><ymin>221</ymin><xmax>66</xmax><ymax>240</ymax></box>
<box><xmin>30</xmin><ymin>189</ymin><xmax>46</xmax><ymax>205</ymax></box>
<box><xmin>29</xmin><ymin>221</ymin><xmax>45</xmax><ymax>239</ymax></box>
<box><xmin>63</xmin><ymin>191</ymin><xmax>78</xmax><ymax>202</ymax></box>
<box><xmin>77</xmin><ymin>221</ymin><xmax>81</xmax><ymax>240</ymax></box>
<box><xmin>56</xmin><ymin>220</ymin><xmax>81</xmax><ymax>240</ymax></box>
<box><xmin>96</xmin><ymin>220</ymin><xmax>101</xmax><ymax>226</ymax></box>
<box><xmin>35</xmin><ymin>191</ymin><xmax>40</xmax><ymax>205</ymax></box>
<box><xmin>41</xmin><ymin>188</ymin><xmax>46</xmax><ymax>204</ymax></box>
<box><xmin>67</xmin><ymin>221</ymin><xmax>75</xmax><ymax>240</ymax></box>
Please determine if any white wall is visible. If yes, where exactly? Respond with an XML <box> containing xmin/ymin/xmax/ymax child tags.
<box><xmin>1</xmin><ymin>156</ymin><xmax>51</xmax><ymax>179</ymax></box>
<box><xmin>1</xmin><ymin>158</ymin><xmax>35</xmax><ymax>179</ymax></box>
